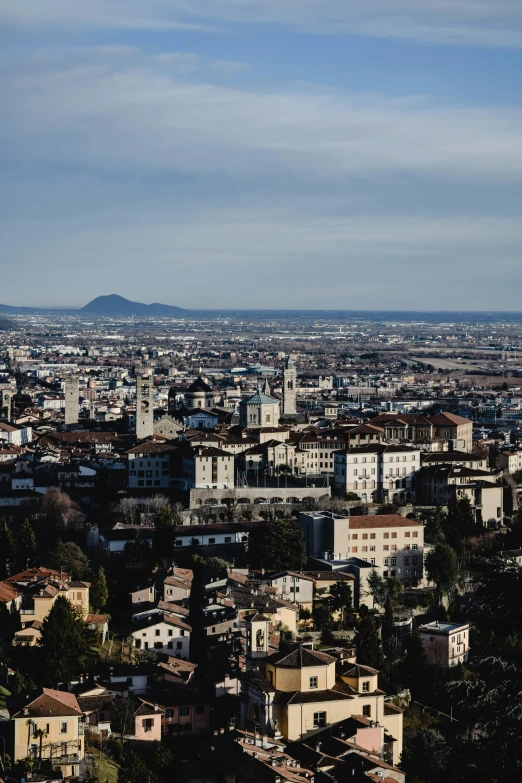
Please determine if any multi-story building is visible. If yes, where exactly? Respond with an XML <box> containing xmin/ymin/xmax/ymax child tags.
<box><xmin>12</xmin><ymin>689</ymin><xmax>85</xmax><ymax>779</ymax></box>
<box><xmin>419</xmin><ymin>621</ymin><xmax>470</xmax><ymax>667</ymax></box>
<box><xmin>300</xmin><ymin>511</ymin><xmax>426</xmax><ymax>588</ymax></box>
<box><xmin>126</xmin><ymin>440</ymin><xmax>176</xmax><ymax>489</ymax></box>
<box><xmin>268</xmin><ymin>571</ymin><xmax>315</xmax><ymax>611</ymax></box>
<box><xmin>416</xmin><ymin>464</ymin><xmax>503</xmax><ymax>527</ymax></box>
<box><xmin>333</xmin><ymin>444</ymin><xmax>421</xmax><ymax>503</ymax></box>
<box><xmin>181</xmin><ymin>445</ymin><xmax>234</xmax><ymax>489</ymax></box>
<box><xmin>496</xmin><ymin>449</ymin><xmax>522</xmax><ymax>474</ymax></box>
<box><xmin>132</xmin><ymin>612</ymin><xmax>191</xmax><ymax>657</ymax></box>
<box><xmin>369</xmin><ymin>411</ymin><xmax>473</xmax><ymax>452</ymax></box>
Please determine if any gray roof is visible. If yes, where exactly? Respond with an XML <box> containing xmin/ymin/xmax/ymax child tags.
<box><xmin>242</xmin><ymin>392</ymin><xmax>279</xmax><ymax>405</ymax></box>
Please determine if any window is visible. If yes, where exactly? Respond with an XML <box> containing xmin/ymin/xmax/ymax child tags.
<box><xmin>391</xmin><ymin>532</ymin><xmax>397</xmax><ymax>539</ymax></box>
<box><xmin>413</xmin><ymin>532</ymin><xmax>418</xmax><ymax>538</ymax></box>
<box><xmin>383</xmin><ymin>533</ymin><xmax>389</xmax><ymax>539</ymax></box>
<box><xmin>383</xmin><ymin>558</ymin><xmax>389</xmax><ymax>565</ymax></box>
<box><xmin>168</xmin><ymin>629</ymin><xmax>173</xmax><ymax>636</ymax></box>
<box><xmin>362</xmin><ymin>534</ymin><xmax>368</xmax><ymax>540</ymax></box>
<box><xmin>412</xmin><ymin>557</ymin><xmax>417</xmax><ymax>565</ymax></box>
<box><xmin>225</xmin><ymin>537</ymin><xmax>232</xmax><ymax>543</ymax></box>
<box><xmin>370</xmin><ymin>533</ymin><xmax>376</xmax><ymax>540</ymax></box>
<box><xmin>362</xmin><ymin>546</ymin><xmax>368</xmax><ymax>552</ymax></box>
<box><xmin>405</xmin><ymin>569</ymin><xmax>409</xmax><ymax>577</ymax></box>
<box><xmin>155</xmin><ymin>629</ymin><xmax>160</xmax><ymax>636</ymax></box>
<box><xmin>61</xmin><ymin>722</ymin><xmax>68</xmax><ymax>734</ymax></box>
<box><xmin>404</xmin><ymin>557</ymin><xmax>410</xmax><ymax>565</ymax></box>
<box><xmin>143</xmin><ymin>718</ymin><xmax>154</xmax><ymax>732</ymax></box>
<box><xmin>166</xmin><ymin>709</ymin><xmax>174</xmax><ymax>719</ymax></box>
<box><xmin>383</xmin><ymin>545</ymin><xmax>389</xmax><ymax>551</ymax></box>
<box><xmin>362</xmin><ymin>705</ymin><xmax>371</xmax><ymax>718</ymax></box>
<box><xmin>352</xmin><ymin>547</ymin><xmax>358</xmax><ymax>553</ymax></box>
<box><xmin>309</xmin><ymin>676</ymin><xmax>318</xmax><ymax>689</ymax></box>
<box><xmin>313</xmin><ymin>712</ymin><xmax>326</xmax><ymax>728</ymax></box>
<box><xmin>180</xmin><ymin>707</ymin><xmax>190</xmax><ymax>717</ymax></box>
<box><xmin>405</xmin><ymin>532</ymin><xmax>410</xmax><ymax>537</ymax></box>
<box><xmin>369</xmin><ymin>546</ymin><xmax>376</xmax><ymax>552</ymax></box>
<box><xmin>352</xmin><ymin>534</ymin><xmax>358</xmax><ymax>540</ymax></box>
<box><xmin>412</xmin><ymin>544</ymin><xmax>418</xmax><ymax>550</ymax></box>
<box><xmin>362</xmin><ymin>681</ymin><xmax>370</xmax><ymax>692</ymax></box>
<box><xmin>391</xmin><ymin>557</ymin><xmax>396</xmax><ymax>565</ymax></box>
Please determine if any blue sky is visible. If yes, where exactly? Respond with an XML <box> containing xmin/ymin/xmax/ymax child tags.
<box><xmin>1</xmin><ymin>0</ymin><xmax>522</xmax><ymax>309</ymax></box>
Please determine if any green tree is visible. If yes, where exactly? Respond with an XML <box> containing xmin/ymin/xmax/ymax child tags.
<box><xmin>387</xmin><ymin>577</ymin><xmax>403</xmax><ymax>601</ymax></box>
<box><xmin>367</xmin><ymin>569</ymin><xmax>387</xmax><ymax>608</ymax></box>
<box><xmin>356</xmin><ymin>607</ymin><xmax>385</xmax><ymax>671</ymax></box>
<box><xmin>39</xmin><ymin>595</ymin><xmax>97</xmax><ymax>686</ymax></box>
<box><xmin>248</xmin><ymin>518</ymin><xmax>305</xmax><ymax>571</ymax></box>
<box><xmin>14</xmin><ymin>519</ymin><xmax>37</xmax><ymax>572</ymax></box>
<box><xmin>401</xmin><ymin>727</ymin><xmax>450</xmax><ymax>783</ymax></box>
<box><xmin>0</xmin><ymin>520</ymin><xmax>15</xmax><ymax>578</ymax></box>
<box><xmin>124</xmin><ymin>535</ymin><xmax>152</xmax><ymax>568</ymax></box>
<box><xmin>425</xmin><ymin>543</ymin><xmax>458</xmax><ymax>591</ymax></box>
<box><xmin>90</xmin><ymin>566</ymin><xmax>109</xmax><ymax>612</ymax></box>
<box><xmin>153</xmin><ymin>507</ymin><xmax>175</xmax><ymax>564</ymax></box>
<box><xmin>330</xmin><ymin>581</ymin><xmax>353</xmax><ymax>626</ymax></box>
<box><xmin>118</xmin><ymin>748</ymin><xmax>157</xmax><ymax>783</ymax></box>
<box><xmin>420</xmin><ymin>505</ymin><xmax>446</xmax><ymax>545</ymax></box>
<box><xmin>442</xmin><ymin>497</ymin><xmax>478</xmax><ymax>553</ymax></box>
<box><xmin>312</xmin><ymin>603</ymin><xmax>333</xmax><ymax>631</ymax></box>
<box><xmin>49</xmin><ymin>540</ymin><xmax>89</xmax><ymax>579</ymax></box>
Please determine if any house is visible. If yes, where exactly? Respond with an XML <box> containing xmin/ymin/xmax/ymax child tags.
<box><xmin>12</xmin><ymin>689</ymin><xmax>84</xmax><ymax>779</ymax></box>
<box><xmin>163</xmin><ymin>568</ymin><xmax>193</xmax><ymax>602</ymax></box>
<box><xmin>17</xmin><ymin>578</ymin><xmax>90</xmax><ymax>625</ymax></box>
<box><xmin>132</xmin><ymin>613</ymin><xmax>191</xmax><ymax>657</ymax></box>
<box><xmin>334</xmin><ymin>444</ymin><xmax>421</xmax><ymax>503</ymax></box>
<box><xmin>496</xmin><ymin>449</ymin><xmax>522</xmax><ymax>474</ymax></box>
<box><xmin>419</xmin><ymin>621</ymin><xmax>470</xmax><ymax>667</ymax></box>
<box><xmin>369</xmin><ymin>411</ymin><xmax>473</xmax><ymax>452</ymax></box>
<box><xmin>268</xmin><ymin>572</ymin><xmax>315</xmax><ymax>611</ymax></box>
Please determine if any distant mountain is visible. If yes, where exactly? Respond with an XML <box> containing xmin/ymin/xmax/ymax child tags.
<box><xmin>80</xmin><ymin>294</ymin><xmax>184</xmax><ymax>316</ymax></box>
<box><xmin>0</xmin><ymin>303</ymin><xmax>44</xmax><ymax>314</ymax></box>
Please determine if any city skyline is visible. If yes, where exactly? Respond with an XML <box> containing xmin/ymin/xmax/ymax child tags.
<box><xmin>2</xmin><ymin>1</ymin><xmax>522</xmax><ymax>308</ymax></box>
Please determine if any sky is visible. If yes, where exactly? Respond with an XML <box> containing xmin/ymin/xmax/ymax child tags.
<box><xmin>1</xmin><ymin>1</ymin><xmax>522</xmax><ymax>310</ymax></box>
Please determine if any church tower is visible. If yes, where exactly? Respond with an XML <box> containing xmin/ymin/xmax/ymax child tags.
<box><xmin>136</xmin><ymin>374</ymin><xmax>154</xmax><ymax>440</ymax></box>
<box><xmin>0</xmin><ymin>389</ymin><xmax>12</xmax><ymax>421</ymax></box>
<box><xmin>64</xmin><ymin>376</ymin><xmax>79</xmax><ymax>427</ymax></box>
<box><xmin>246</xmin><ymin>613</ymin><xmax>269</xmax><ymax>662</ymax></box>
<box><xmin>282</xmin><ymin>358</ymin><xmax>297</xmax><ymax>416</ymax></box>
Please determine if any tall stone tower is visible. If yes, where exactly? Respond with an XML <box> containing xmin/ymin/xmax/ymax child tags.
<box><xmin>64</xmin><ymin>376</ymin><xmax>79</xmax><ymax>427</ymax></box>
<box><xmin>136</xmin><ymin>375</ymin><xmax>154</xmax><ymax>440</ymax></box>
<box><xmin>0</xmin><ymin>389</ymin><xmax>12</xmax><ymax>421</ymax></box>
<box><xmin>282</xmin><ymin>357</ymin><xmax>297</xmax><ymax>416</ymax></box>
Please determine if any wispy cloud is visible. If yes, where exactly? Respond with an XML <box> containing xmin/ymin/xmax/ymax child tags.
<box><xmin>3</xmin><ymin>0</ymin><xmax>522</xmax><ymax>47</ymax></box>
<box><xmin>3</xmin><ymin>51</ymin><xmax>522</xmax><ymax>183</ymax></box>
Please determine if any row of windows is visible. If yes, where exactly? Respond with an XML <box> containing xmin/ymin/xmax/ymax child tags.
<box><xmin>350</xmin><ymin>531</ymin><xmax>419</xmax><ymax>540</ymax></box>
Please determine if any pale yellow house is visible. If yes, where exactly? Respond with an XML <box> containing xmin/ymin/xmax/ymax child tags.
<box><xmin>240</xmin><ymin>636</ymin><xmax>403</xmax><ymax>765</ymax></box>
<box><xmin>12</xmin><ymin>688</ymin><xmax>84</xmax><ymax>778</ymax></box>
<box><xmin>20</xmin><ymin>579</ymin><xmax>90</xmax><ymax>626</ymax></box>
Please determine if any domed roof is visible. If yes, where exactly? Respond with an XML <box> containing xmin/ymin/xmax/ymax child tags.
<box><xmin>186</xmin><ymin>376</ymin><xmax>213</xmax><ymax>394</ymax></box>
<box><xmin>242</xmin><ymin>392</ymin><xmax>279</xmax><ymax>405</ymax></box>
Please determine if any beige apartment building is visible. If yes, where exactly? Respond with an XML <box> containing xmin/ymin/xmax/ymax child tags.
<box><xmin>496</xmin><ymin>449</ymin><xmax>522</xmax><ymax>474</ymax></box>
<box><xmin>419</xmin><ymin>621</ymin><xmax>470</xmax><ymax>667</ymax></box>
<box><xmin>300</xmin><ymin>511</ymin><xmax>425</xmax><ymax>588</ymax></box>
<box><xmin>182</xmin><ymin>445</ymin><xmax>234</xmax><ymax>489</ymax></box>
<box><xmin>19</xmin><ymin>579</ymin><xmax>90</xmax><ymax>625</ymax></box>
<box><xmin>13</xmin><ymin>689</ymin><xmax>84</xmax><ymax>778</ymax></box>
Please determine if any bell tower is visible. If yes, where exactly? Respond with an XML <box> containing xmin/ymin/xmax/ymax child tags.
<box><xmin>246</xmin><ymin>613</ymin><xmax>269</xmax><ymax>662</ymax></box>
<box><xmin>282</xmin><ymin>358</ymin><xmax>297</xmax><ymax>416</ymax></box>
<box><xmin>136</xmin><ymin>374</ymin><xmax>154</xmax><ymax>440</ymax></box>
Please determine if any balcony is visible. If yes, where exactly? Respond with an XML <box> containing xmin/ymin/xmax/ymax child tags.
<box><xmin>55</xmin><ymin>754</ymin><xmax>81</xmax><ymax>765</ymax></box>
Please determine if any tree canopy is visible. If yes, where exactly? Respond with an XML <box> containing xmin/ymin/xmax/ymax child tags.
<box><xmin>425</xmin><ymin>543</ymin><xmax>458</xmax><ymax>591</ymax></box>
<box><xmin>248</xmin><ymin>518</ymin><xmax>305</xmax><ymax>571</ymax></box>
<box><xmin>39</xmin><ymin>595</ymin><xmax>98</xmax><ymax>686</ymax></box>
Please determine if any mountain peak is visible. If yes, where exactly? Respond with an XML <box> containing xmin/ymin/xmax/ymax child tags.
<box><xmin>80</xmin><ymin>295</ymin><xmax>184</xmax><ymax>316</ymax></box>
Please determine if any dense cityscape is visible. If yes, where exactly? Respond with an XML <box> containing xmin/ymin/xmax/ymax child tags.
<box><xmin>0</xmin><ymin>302</ymin><xmax>522</xmax><ymax>782</ymax></box>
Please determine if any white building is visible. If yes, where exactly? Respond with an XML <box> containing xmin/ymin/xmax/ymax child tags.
<box><xmin>132</xmin><ymin>613</ymin><xmax>191</xmax><ymax>657</ymax></box>
<box><xmin>334</xmin><ymin>444</ymin><xmax>421</xmax><ymax>503</ymax></box>
<box><xmin>419</xmin><ymin>621</ymin><xmax>470</xmax><ymax>667</ymax></box>
<box><xmin>0</xmin><ymin>422</ymin><xmax>32</xmax><ymax>446</ymax></box>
